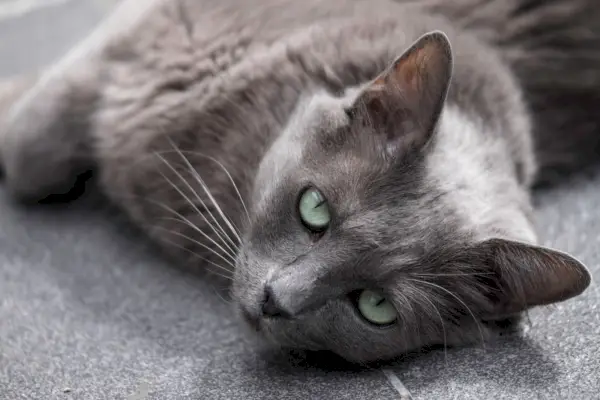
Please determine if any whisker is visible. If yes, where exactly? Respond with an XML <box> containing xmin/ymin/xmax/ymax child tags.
<box><xmin>158</xmin><ymin>237</ymin><xmax>234</xmax><ymax>281</ymax></box>
<box><xmin>158</xmin><ymin>151</ymin><xmax>241</xmax><ymax>250</ymax></box>
<box><xmin>100</xmin><ymin>183</ymin><xmax>239</xmax><ymax>262</ymax></box>
<box><xmin>410</xmin><ymin>272</ymin><xmax>494</xmax><ymax>278</ymax></box>
<box><xmin>151</xmin><ymin>149</ymin><xmax>248</xmax><ymax>234</ymax></box>
<box><xmin>406</xmin><ymin>278</ymin><xmax>486</xmax><ymax>351</ymax></box>
<box><xmin>212</xmin><ymin>287</ymin><xmax>233</xmax><ymax>305</ymax></box>
<box><xmin>152</xmin><ymin>225</ymin><xmax>237</xmax><ymax>270</ymax></box>
<box><xmin>189</xmin><ymin>165</ymin><xmax>243</xmax><ymax>239</ymax></box>
<box><xmin>155</xmin><ymin>153</ymin><xmax>240</xmax><ymax>255</ymax></box>
<box><xmin>156</xmin><ymin>215</ymin><xmax>237</xmax><ymax>262</ymax></box>
<box><xmin>103</xmin><ymin>147</ymin><xmax>246</xmax><ymax>253</ymax></box>
<box><xmin>165</xmin><ymin>149</ymin><xmax>251</xmax><ymax>224</ymax></box>
<box><xmin>145</xmin><ymin>184</ymin><xmax>238</xmax><ymax>261</ymax></box>
<box><xmin>168</xmin><ymin>142</ymin><xmax>243</xmax><ymax>245</ymax></box>
<box><xmin>409</xmin><ymin>285</ymin><xmax>448</xmax><ymax>365</ymax></box>
<box><xmin>205</xmin><ymin>268</ymin><xmax>235</xmax><ymax>281</ymax></box>
<box><xmin>395</xmin><ymin>290</ymin><xmax>420</xmax><ymax>346</ymax></box>
<box><xmin>212</xmin><ymin>159</ymin><xmax>250</xmax><ymax>225</ymax></box>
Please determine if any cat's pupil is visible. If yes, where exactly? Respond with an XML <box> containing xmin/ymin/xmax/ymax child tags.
<box><xmin>314</xmin><ymin>198</ymin><xmax>326</xmax><ymax>208</ymax></box>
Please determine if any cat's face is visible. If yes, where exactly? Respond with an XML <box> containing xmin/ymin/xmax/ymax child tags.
<box><xmin>231</xmin><ymin>32</ymin><xmax>591</xmax><ymax>363</ymax></box>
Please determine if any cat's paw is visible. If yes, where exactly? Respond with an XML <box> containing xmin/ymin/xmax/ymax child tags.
<box><xmin>0</xmin><ymin>74</ymin><xmax>89</xmax><ymax>202</ymax></box>
<box><xmin>0</xmin><ymin>75</ymin><xmax>38</xmax><ymax>177</ymax></box>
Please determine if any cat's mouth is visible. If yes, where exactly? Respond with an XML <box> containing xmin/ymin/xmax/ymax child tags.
<box><xmin>238</xmin><ymin>296</ymin><xmax>297</xmax><ymax>334</ymax></box>
<box><xmin>240</xmin><ymin>305</ymin><xmax>262</xmax><ymax>332</ymax></box>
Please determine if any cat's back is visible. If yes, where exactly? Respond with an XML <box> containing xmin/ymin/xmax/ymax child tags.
<box><xmin>92</xmin><ymin>0</ymin><xmax>531</xmax><ymax>261</ymax></box>
<box><xmin>94</xmin><ymin>0</ymin><xmax>517</xmax><ymax>155</ymax></box>
<box><xmin>93</xmin><ymin>0</ymin><xmax>442</xmax><ymax>175</ymax></box>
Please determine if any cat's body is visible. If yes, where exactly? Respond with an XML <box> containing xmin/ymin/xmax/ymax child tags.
<box><xmin>0</xmin><ymin>0</ymin><xmax>597</xmax><ymax>363</ymax></box>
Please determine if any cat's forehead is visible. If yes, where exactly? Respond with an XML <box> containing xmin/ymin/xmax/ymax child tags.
<box><xmin>294</xmin><ymin>90</ymin><xmax>352</xmax><ymax>133</ymax></box>
<box><xmin>253</xmin><ymin>92</ymin><xmax>368</xmax><ymax>205</ymax></box>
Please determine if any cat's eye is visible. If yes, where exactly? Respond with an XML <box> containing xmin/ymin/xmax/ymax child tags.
<box><xmin>298</xmin><ymin>188</ymin><xmax>331</xmax><ymax>231</ymax></box>
<box><xmin>357</xmin><ymin>289</ymin><xmax>398</xmax><ymax>326</ymax></box>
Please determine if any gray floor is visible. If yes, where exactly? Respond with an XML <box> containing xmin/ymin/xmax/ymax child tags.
<box><xmin>0</xmin><ymin>1</ymin><xmax>599</xmax><ymax>399</ymax></box>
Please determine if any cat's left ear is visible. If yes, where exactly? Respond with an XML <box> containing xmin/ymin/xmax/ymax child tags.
<box><xmin>470</xmin><ymin>238</ymin><xmax>591</xmax><ymax>318</ymax></box>
<box><xmin>347</xmin><ymin>31</ymin><xmax>453</xmax><ymax>154</ymax></box>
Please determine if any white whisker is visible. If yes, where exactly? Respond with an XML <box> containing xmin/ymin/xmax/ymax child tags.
<box><xmin>153</xmin><ymin>225</ymin><xmax>237</xmax><ymax>270</ymax></box>
<box><xmin>213</xmin><ymin>287</ymin><xmax>233</xmax><ymax>305</ymax></box>
<box><xmin>410</xmin><ymin>285</ymin><xmax>448</xmax><ymax>365</ymax></box>
<box><xmin>189</xmin><ymin>165</ymin><xmax>243</xmax><ymax>240</ymax></box>
<box><xmin>168</xmin><ymin>143</ymin><xmax>243</xmax><ymax>245</ymax></box>
<box><xmin>155</xmin><ymin>153</ymin><xmax>240</xmax><ymax>255</ymax></box>
<box><xmin>168</xmin><ymin>149</ymin><xmax>251</xmax><ymax>224</ymax></box>
<box><xmin>396</xmin><ymin>290</ymin><xmax>420</xmax><ymax>341</ymax></box>
<box><xmin>410</xmin><ymin>272</ymin><xmax>494</xmax><ymax>278</ymax></box>
<box><xmin>146</xmin><ymin>172</ymin><xmax>239</xmax><ymax>260</ymax></box>
<box><xmin>205</xmin><ymin>268</ymin><xmax>235</xmax><ymax>281</ymax></box>
<box><xmin>100</xmin><ymin>186</ymin><xmax>239</xmax><ymax>264</ymax></box>
<box><xmin>159</xmin><ymin>237</ymin><xmax>234</xmax><ymax>281</ymax></box>
<box><xmin>406</xmin><ymin>278</ymin><xmax>486</xmax><ymax>350</ymax></box>
<box><xmin>156</xmin><ymin>216</ymin><xmax>237</xmax><ymax>262</ymax></box>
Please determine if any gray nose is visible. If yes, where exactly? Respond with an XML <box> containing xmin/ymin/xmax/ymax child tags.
<box><xmin>261</xmin><ymin>285</ymin><xmax>292</xmax><ymax>318</ymax></box>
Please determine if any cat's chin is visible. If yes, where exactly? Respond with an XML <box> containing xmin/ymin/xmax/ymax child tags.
<box><xmin>236</xmin><ymin>311</ymin><xmax>327</xmax><ymax>354</ymax></box>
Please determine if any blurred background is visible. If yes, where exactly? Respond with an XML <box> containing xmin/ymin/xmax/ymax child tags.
<box><xmin>0</xmin><ymin>0</ymin><xmax>117</xmax><ymax>77</ymax></box>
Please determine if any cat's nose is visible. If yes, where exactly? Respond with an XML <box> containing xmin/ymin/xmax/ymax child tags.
<box><xmin>261</xmin><ymin>284</ymin><xmax>292</xmax><ymax>318</ymax></box>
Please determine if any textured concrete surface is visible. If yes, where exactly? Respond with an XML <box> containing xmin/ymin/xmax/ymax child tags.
<box><xmin>0</xmin><ymin>1</ymin><xmax>599</xmax><ymax>399</ymax></box>
<box><xmin>393</xmin><ymin>172</ymin><xmax>600</xmax><ymax>399</ymax></box>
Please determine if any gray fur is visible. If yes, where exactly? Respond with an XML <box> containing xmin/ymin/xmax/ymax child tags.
<box><xmin>0</xmin><ymin>0</ymin><xmax>596</xmax><ymax>363</ymax></box>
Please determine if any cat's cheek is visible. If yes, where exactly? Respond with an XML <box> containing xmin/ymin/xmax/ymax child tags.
<box><xmin>301</xmin><ymin>301</ymin><xmax>400</xmax><ymax>362</ymax></box>
<box><xmin>231</xmin><ymin>269</ymin><xmax>265</xmax><ymax>327</ymax></box>
<box><xmin>260</xmin><ymin>319</ymin><xmax>326</xmax><ymax>351</ymax></box>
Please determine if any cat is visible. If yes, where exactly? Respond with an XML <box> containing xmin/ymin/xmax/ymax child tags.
<box><xmin>0</xmin><ymin>0</ymin><xmax>598</xmax><ymax>363</ymax></box>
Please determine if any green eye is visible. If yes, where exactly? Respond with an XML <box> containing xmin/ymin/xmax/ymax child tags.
<box><xmin>298</xmin><ymin>188</ymin><xmax>331</xmax><ymax>231</ymax></box>
<box><xmin>357</xmin><ymin>290</ymin><xmax>398</xmax><ymax>326</ymax></box>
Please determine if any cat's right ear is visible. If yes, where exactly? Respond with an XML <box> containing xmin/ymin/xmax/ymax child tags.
<box><xmin>346</xmin><ymin>31</ymin><xmax>453</xmax><ymax>155</ymax></box>
<box><xmin>468</xmin><ymin>238</ymin><xmax>592</xmax><ymax>318</ymax></box>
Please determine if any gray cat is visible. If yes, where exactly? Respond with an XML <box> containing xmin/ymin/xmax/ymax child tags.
<box><xmin>0</xmin><ymin>0</ymin><xmax>598</xmax><ymax>363</ymax></box>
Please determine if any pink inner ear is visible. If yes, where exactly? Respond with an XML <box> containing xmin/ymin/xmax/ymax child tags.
<box><xmin>395</xmin><ymin>53</ymin><xmax>421</xmax><ymax>90</ymax></box>
<box><xmin>385</xmin><ymin>47</ymin><xmax>437</xmax><ymax>103</ymax></box>
<box><xmin>347</xmin><ymin>32</ymin><xmax>452</xmax><ymax>150</ymax></box>
<box><xmin>372</xmin><ymin>33</ymin><xmax>449</xmax><ymax>98</ymax></box>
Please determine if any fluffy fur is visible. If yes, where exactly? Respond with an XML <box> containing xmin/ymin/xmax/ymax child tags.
<box><xmin>0</xmin><ymin>0</ymin><xmax>597</xmax><ymax>363</ymax></box>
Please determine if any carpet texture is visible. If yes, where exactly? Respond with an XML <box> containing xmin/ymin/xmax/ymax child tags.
<box><xmin>0</xmin><ymin>1</ymin><xmax>598</xmax><ymax>399</ymax></box>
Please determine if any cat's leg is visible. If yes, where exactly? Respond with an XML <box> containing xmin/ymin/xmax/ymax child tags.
<box><xmin>0</xmin><ymin>76</ymin><xmax>38</xmax><ymax>180</ymax></box>
<box><xmin>0</xmin><ymin>0</ymin><xmax>166</xmax><ymax>202</ymax></box>
<box><xmin>0</xmin><ymin>67</ymin><xmax>100</xmax><ymax>202</ymax></box>
<box><xmin>0</xmin><ymin>76</ymin><xmax>39</xmax><ymax>140</ymax></box>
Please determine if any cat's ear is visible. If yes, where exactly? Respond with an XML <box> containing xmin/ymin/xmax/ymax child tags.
<box><xmin>347</xmin><ymin>31</ymin><xmax>453</xmax><ymax>153</ymax></box>
<box><xmin>471</xmin><ymin>238</ymin><xmax>591</xmax><ymax>317</ymax></box>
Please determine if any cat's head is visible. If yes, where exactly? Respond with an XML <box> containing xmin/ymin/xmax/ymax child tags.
<box><xmin>231</xmin><ymin>31</ymin><xmax>591</xmax><ymax>363</ymax></box>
